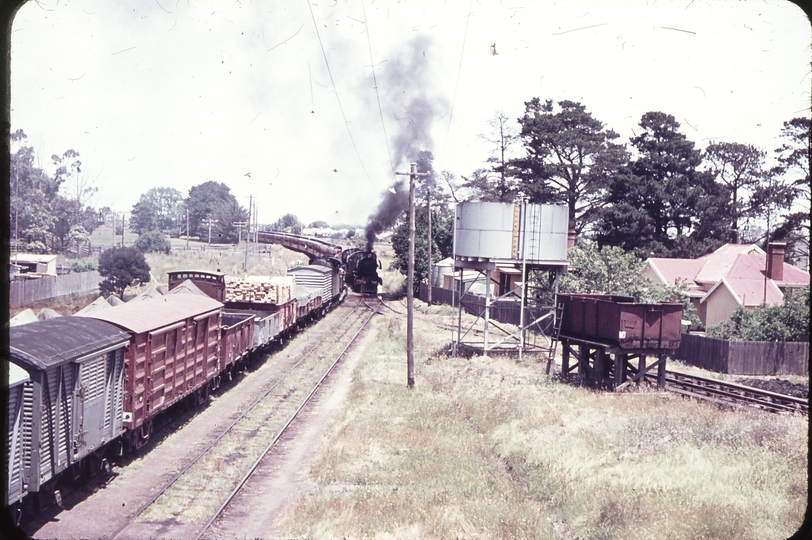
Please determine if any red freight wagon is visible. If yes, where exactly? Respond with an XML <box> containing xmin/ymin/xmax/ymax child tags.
<box><xmin>76</xmin><ymin>293</ymin><xmax>223</xmax><ymax>449</ymax></box>
<box><xmin>220</xmin><ymin>312</ymin><xmax>255</xmax><ymax>370</ymax></box>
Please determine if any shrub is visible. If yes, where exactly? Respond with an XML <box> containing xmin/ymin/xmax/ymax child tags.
<box><xmin>98</xmin><ymin>246</ymin><xmax>151</xmax><ymax>298</ymax></box>
<box><xmin>71</xmin><ymin>259</ymin><xmax>98</xmax><ymax>272</ymax></box>
<box><xmin>135</xmin><ymin>229</ymin><xmax>172</xmax><ymax>254</ymax></box>
<box><xmin>707</xmin><ymin>286</ymin><xmax>810</xmax><ymax>342</ymax></box>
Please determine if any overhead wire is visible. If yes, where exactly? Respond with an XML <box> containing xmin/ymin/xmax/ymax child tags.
<box><xmin>439</xmin><ymin>0</ymin><xmax>473</xmax><ymax>174</ymax></box>
<box><xmin>361</xmin><ymin>0</ymin><xmax>396</xmax><ymax>178</ymax></box>
<box><xmin>305</xmin><ymin>0</ymin><xmax>378</xmax><ymax>189</ymax></box>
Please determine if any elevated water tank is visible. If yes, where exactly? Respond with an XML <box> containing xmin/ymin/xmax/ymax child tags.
<box><xmin>454</xmin><ymin>202</ymin><xmax>568</xmax><ymax>265</ymax></box>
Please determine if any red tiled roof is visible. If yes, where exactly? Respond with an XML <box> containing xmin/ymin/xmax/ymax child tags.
<box><xmin>694</xmin><ymin>244</ymin><xmax>763</xmax><ymax>284</ymax></box>
<box><xmin>703</xmin><ymin>277</ymin><xmax>784</xmax><ymax>307</ymax></box>
<box><xmin>645</xmin><ymin>243</ymin><xmax>809</xmax><ymax>309</ymax></box>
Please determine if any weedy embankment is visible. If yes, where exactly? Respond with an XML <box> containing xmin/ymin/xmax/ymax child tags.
<box><xmin>277</xmin><ymin>304</ymin><xmax>807</xmax><ymax>540</ymax></box>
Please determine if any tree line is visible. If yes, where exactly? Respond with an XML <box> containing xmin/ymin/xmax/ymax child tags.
<box><xmin>459</xmin><ymin>102</ymin><xmax>809</xmax><ymax>263</ymax></box>
<box><xmin>10</xmin><ymin>130</ymin><xmax>102</xmax><ymax>254</ymax></box>
<box><xmin>389</xmin><ymin>102</ymin><xmax>809</xmax><ymax>288</ymax></box>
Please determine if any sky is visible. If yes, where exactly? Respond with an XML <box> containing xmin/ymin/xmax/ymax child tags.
<box><xmin>10</xmin><ymin>0</ymin><xmax>812</xmax><ymax>228</ymax></box>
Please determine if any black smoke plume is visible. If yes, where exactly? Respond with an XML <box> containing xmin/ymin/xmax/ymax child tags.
<box><xmin>365</xmin><ymin>180</ymin><xmax>407</xmax><ymax>250</ymax></box>
<box><xmin>364</xmin><ymin>34</ymin><xmax>448</xmax><ymax>249</ymax></box>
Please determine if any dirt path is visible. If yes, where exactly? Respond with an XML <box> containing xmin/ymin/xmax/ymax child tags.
<box><xmin>208</xmin><ymin>315</ymin><xmax>379</xmax><ymax>539</ymax></box>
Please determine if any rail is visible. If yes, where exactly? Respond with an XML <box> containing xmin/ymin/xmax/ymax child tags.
<box><xmin>645</xmin><ymin>369</ymin><xmax>808</xmax><ymax>415</ymax></box>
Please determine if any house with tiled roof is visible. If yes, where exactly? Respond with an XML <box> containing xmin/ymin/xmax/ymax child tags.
<box><xmin>643</xmin><ymin>243</ymin><xmax>810</xmax><ymax>328</ymax></box>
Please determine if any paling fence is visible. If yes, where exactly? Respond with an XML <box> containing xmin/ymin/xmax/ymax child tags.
<box><xmin>672</xmin><ymin>332</ymin><xmax>809</xmax><ymax>376</ymax></box>
<box><xmin>418</xmin><ymin>284</ymin><xmax>555</xmax><ymax>334</ymax></box>
<box><xmin>9</xmin><ymin>271</ymin><xmax>102</xmax><ymax>307</ymax></box>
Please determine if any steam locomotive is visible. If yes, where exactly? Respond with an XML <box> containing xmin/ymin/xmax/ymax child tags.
<box><xmin>341</xmin><ymin>248</ymin><xmax>382</xmax><ymax>295</ymax></box>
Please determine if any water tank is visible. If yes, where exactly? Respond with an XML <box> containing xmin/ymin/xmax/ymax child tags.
<box><xmin>454</xmin><ymin>202</ymin><xmax>568</xmax><ymax>264</ymax></box>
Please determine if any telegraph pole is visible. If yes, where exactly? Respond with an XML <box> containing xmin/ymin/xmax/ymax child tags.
<box><xmin>202</xmin><ymin>217</ymin><xmax>218</xmax><ymax>245</ymax></box>
<box><xmin>427</xmin><ymin>184</ymin><xmax>432</xmax><ymax>305</ymax></box>
<box><xmin>396</xmin><ymin>162</ymin><xmax>429</xmax><ymax>389</ymax></box>
<box><xmin>245</xmin><ymin>194</ymin><xmax>252</xmax><ymax>271</ymax></box>
<box><xmin>186</xmin><ymin>207</ymin><xmax>190</xmax><ymax>250</ymax></box>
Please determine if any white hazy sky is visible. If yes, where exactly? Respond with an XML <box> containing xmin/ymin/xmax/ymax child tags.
<box><xmin>10</xmin><ymin>0</ymin><xmax>811</xmax><ymax>227</ymax></box>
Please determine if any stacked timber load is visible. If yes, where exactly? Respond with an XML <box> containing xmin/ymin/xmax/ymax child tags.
<box><xmin>224</xmin><ymin>275</ymin><xmax>295</xmax><ymax>304</ymax></box>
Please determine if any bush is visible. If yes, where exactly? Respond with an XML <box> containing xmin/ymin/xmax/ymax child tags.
<box><xmin>71</xmin><ymin>259</ymin><xmax>98</xmax><ymax>272</ymax></box>
<box><xmin>135</xmin><ymin>230</ymin><xmax>172</xmax><ymax>254</ymax></box>
<box><xmin>560</xmin><ymin>242</ymin><xmax>701</xmax><ymax>327</ymax></box>
<box><xmin>707</xmin><ymin>286</ymin><xmax>809</xmax><ymax>342</ymax></box>
<box><xmin>98</xmin><ymin>246</ymin><xmax>151</xmax><ymax>299</ymax></box>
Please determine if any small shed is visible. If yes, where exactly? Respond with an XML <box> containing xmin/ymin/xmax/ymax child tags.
<box><xmin>9</xmin><ymin>253</ymin><xmax>58</xmax><ymax>277</ymax></box>
<box><xmin>9</xmin><ymin>317</ymin><xmax>131</xmax><ymax>492</ymax></box>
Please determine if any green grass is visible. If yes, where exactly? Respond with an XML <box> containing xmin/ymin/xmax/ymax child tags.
<box><xmin>276</xmin><ymin>304</ymin><xmax>808</xmax><ymax>540</ymax></box>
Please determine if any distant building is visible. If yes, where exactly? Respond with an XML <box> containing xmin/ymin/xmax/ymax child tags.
<box><xmin>643</xmin><ymin>243</ymin><xmax>810</xmax><ymax>328</ymax></box>
<box><xmin>8</xmin><ymin>253</ymin><xmax>58</xmax><ymax>278</ymax></box>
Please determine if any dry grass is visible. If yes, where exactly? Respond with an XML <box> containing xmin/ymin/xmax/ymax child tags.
<box><xmin>276</xmin><ymin>305</ymin><xmax>808</xmax><ymax>540</ymax></box>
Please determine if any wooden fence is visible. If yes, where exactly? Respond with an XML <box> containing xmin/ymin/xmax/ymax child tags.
<box><xmin>672</xmin><ymin>333</ymin><xmax>809</xmax><ymax>376</ymax></box>
<box><xmin>9</xmin><ymin>271</ymin><xmax>102</xmax><ymax>307</ymax></box>
<box><xmin>419</xmin><ymin>284</ymin><xmax>555</xmax><ymax>333</ymax></box>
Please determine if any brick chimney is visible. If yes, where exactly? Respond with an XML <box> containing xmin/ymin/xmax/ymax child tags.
<box><xmin>766</xmin><ymin>242</ymin><xmax>786</xmax><ymax>281</ymax></box>
<box><xmin>567</xmin><ymin>229</ymin><xmax>577</xmax><ymax>250</ymax></box>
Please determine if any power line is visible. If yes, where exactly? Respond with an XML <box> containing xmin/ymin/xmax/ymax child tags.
<box><xmin>305</xmin><ymin>0</ymin><xmax>378</xmax><ymax>189</ymax></box>
<box><xmin>439</xmin><ymin>0</ymin><xmax>473</xmax><ymax>172</ymax></box>
<box><xmin>362</xmin><ymin>0</ymin><xmax>395</xmax><ymax>178</ymax></box>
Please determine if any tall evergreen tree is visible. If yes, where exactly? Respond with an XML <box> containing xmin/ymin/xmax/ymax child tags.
<box><xmin>596</xmin><ymin>112</ymin><xmax>727</xmax><ymax>257</ymax></box>
<box><xmin>513</xmin><ymin>99</ymin><xmax>628</xmax><ymax>233</ymax></box>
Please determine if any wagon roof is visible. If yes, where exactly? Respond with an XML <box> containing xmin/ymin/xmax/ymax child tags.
<box><xmin>8</xmin><ymin>362</ymin><xmax>30</xmax><ymax>387</ymax></box>
<box><xmin>165</xmin><ymin>279</ymin><xmax>209</xmax><ymax>297</ymax></box>
<box><xmin>76</xmin><ymin>293</ymin><xmax>223</xmax><ymax>334</ymax></box>
<box><xmin>288</xmin><ymin>265</ymin><xmax>332</xmax><ymax>275</ymax></box>
<box><xmin>9</xmin><ymin>317</ymin><xmax>131</xmax><ymax>369</ymax></box>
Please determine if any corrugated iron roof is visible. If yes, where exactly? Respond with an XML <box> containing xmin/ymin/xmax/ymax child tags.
<box><xmin>76</xmin><ymin>293</ymin><xmax>223</xmax><ymax>334</ymax></box>
<box><xmin>10</xmin><ymin>317</ymin><xmax>131</xmax><ymax>370</ymax></box>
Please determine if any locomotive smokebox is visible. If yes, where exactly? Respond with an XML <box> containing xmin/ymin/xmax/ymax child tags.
<box><xmin>454</xmin><ymin>202</ymin><xmax>568</xmax><ymax>266</ymax></box>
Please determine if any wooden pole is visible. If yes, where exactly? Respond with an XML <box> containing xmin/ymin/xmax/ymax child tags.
<box><xmin>396</xmin><ymin>163</ymin><xmax>429</xmax><ymax>388</ymax></box>
<box><xmin>427</xmin><ymin>184</ymin><xmax>432</xmax><ymax>305</ymax></box>
<box><xmin>245</xmin><ymin>194</ymin><xmax>252</xmax><ymax>271</ymax></box>
<box><xmin>407</xmin><ymin>164</ymin><xmax>416</xmax><ymax>387</ymax></box>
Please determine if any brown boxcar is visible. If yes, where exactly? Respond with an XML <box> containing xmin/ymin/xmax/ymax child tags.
<box><xmin>558</xmin><ymin>293</ymin><xmax>683</xmax><ymax>349</ymax></box>
<box><xmin>76</xmin><ymin>293</ymin><xmax>223</xmax><ymax>449</ymax></box>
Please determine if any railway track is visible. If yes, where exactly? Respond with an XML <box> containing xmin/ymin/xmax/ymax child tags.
<box><xmin>646</xmin><ymin>369</ymin><xmax>808</xmax><ymax>415</ymax></box>
<box><xmin>105</xmin><ymin>296</ymin><xmax>380</xmax><ymax>540</ymax></box>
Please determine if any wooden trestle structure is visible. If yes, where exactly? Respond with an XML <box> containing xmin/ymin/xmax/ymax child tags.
<box><xmin>558</xmin><ymin>335</ymin><xmax>668</xmax><ymax>390</ymax></box>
